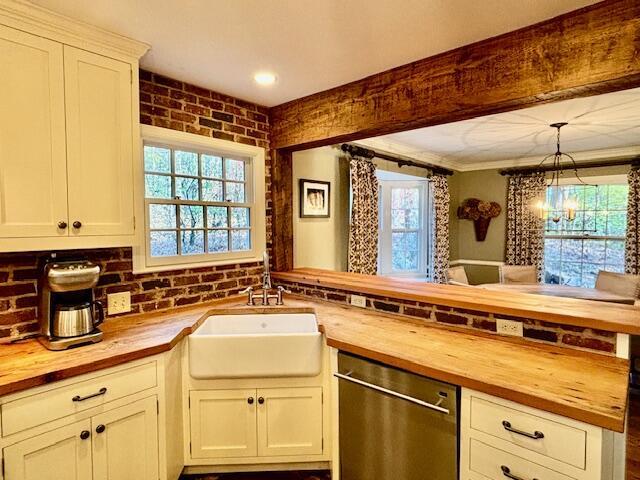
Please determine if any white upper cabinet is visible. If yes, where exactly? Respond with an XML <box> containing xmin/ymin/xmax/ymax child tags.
<box><xmin>64</xmin><ymin>46</ymin><xmax>134</xmax><ymax>237</ymax></box>
<box><xmin>0</xmin><ymin>1</ymin><xmax>148</xmax><ymax>251</ymax></box>
<box><xmin>0</xmin><ymin>25</ymin><xmax>68</xmax><ymax>238</ymax></box>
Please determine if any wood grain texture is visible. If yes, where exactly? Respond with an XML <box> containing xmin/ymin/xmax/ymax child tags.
<box><xmin>0</xmin><ymin>295</ymin><xmax>628</xmax><ymax>432</ymax></box>
<box><xmin>479</xmin><ymin>283</ymin><xmax>636</xmax><ymax>304</ymax></box>
<box><xmin>270</xmin><ymin>148</ymin><xmax>293</xmax><ymax>272</ymax></box>
<box><xmin>269</xmin><ymin>0</ymin><xmax>640</xmax><ymax>150</ymax></box>
<box><xmin>273</xmin><ymin>268</ymin><xmax>640</xmax><ymax>335</ymax></box>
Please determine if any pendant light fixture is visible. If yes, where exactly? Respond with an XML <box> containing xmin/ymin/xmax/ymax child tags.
<box><xmin>534</xmin><ymin>122</ymin><xmax>589</xmax><ymax>225</ymax></box>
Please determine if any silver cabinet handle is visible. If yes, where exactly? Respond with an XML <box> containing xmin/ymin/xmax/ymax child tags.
<box><xmin>502</xmin><ymin>421</ymin><xmax>544</xmax><ymax>439</ymax></box>
<box><xmin>501</xmin><ymin>465</ymin><xmax>538</xmax><ymax>480</ymax></box>
<box><xmin>334</xmin><ymin>372</ymin><xmax>450</xmax><ymax>414</ymax></box>
<box><xmin>72</xmin><ymin>387</ymin><xmax>107</xmax><ymax>402</ymax></box>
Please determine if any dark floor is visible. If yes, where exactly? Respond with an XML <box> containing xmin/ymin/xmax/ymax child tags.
<box><xmin>629</xmin><ymin>394</ymin><xmax>640</xmax><ymax>480</ymax></box>
<box><xmin>181</xmin><ymin>471</ymin><xmax>330</xmax><ymax>480</ymax></box>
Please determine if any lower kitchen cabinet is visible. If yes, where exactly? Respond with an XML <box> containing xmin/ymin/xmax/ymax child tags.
<box><xmin>3</xmin><ymin>419</ymin><xmax>93</xmax><ymax>480</ymax></box>
<box><xmin>189</xmin><ymin>387</ymin><xmax>323</xmax><ymax>460</ymax></box>
<box><xmin>2</xmin><ymin>396</ymin><xmax>159</xmax><ymax>480</ymax></box>
<box><xmin>189</xmin><ymin>389</ymin><xmax>258</xmax><ymax>459</ymax></box>
<box><xmin>91</xmin><ymin>396</ymin><xmax>159</xmax><ymax>480</ymax></box>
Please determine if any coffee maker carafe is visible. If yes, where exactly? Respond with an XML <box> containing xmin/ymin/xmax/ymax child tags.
<box><xmin>39</xmin><ymin>258</ymin><xmax>104</xmax><ymax>350</ymax></box>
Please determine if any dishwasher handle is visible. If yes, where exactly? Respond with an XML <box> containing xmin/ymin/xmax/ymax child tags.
<box><xmin>334</xmin><ymin>372</ymin><xmax>450</xmax><ymax>415</ymax></box>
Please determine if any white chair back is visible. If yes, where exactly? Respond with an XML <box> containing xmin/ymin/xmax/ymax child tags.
<box><xmin>499</xmin><ymin>265</ymin><xmax>537</xmax><ymax>284</ymax></box>
<box><xmin>595</xmin><ymin>270</ymin><xmax>640</xmax><ymax>298</ymax></box>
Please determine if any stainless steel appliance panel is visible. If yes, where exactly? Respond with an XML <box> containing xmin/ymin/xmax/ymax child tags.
<box><xmin>338</xmin><ymin>352</ymin><xmax>458</xmax><ymax>480</ymax></box>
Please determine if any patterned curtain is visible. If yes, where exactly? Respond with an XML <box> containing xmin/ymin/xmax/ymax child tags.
<box><xmin>348</xmin><ymin>157</ymin><xmax>379</xmax><ymax>275</ymax></box>
<box><xmin>430</xmin><ymin>175</ymin><xmax>450</xmax><ymax>283</ymax></box>
<box><xmin>505</xmin><ymin>173</ymin><xmax>546</xmax><ymax>280</ymax></box>
<box><xmin>625</xmin><ymin>169</ymin><xmax>640</xmax><ymax>274</ymax></box>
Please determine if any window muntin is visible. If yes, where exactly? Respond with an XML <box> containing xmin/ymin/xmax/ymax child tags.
<box><xmin>378</xmin><ymin>181</ymin><xmax>430</xmax><ymax>278</ymax></box>
<box><xmin>144</xmin><ymin>144</ymin><xmax>252</xmax><ymax>260</ymax></box>
<box><xmin>543</xmin><ymin>183</ymin><xmax>628</xmax><ymax>287</ymax></box>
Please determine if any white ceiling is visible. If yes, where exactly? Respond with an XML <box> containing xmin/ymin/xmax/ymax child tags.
<box><xmin>360</xmin><ymin>87</ymin><xmax>640</xmax><ymax>171</ymax></box>
<box><xmin>30</xmin><ymin>0</ymin><xmax>597</xmax><ymax>107</ymax></box>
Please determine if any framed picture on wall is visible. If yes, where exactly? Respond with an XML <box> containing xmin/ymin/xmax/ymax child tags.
<box><xmin>299</xmin><ymin>179</ymin><xmax>331</xmax><ymax>218</ymax></box>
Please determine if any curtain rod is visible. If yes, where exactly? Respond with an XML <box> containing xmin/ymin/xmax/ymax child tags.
<box><xmin>499</xmin><ymin>156</ymin><xmax>640</xmax><ymax>176</ymax></box>
<box><xmin>340</xmin><ymin>143</ymin><xmax>454</xmax><ymax>176</ymax></box>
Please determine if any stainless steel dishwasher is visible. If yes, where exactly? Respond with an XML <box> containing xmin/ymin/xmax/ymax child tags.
<box><xmin>336</xmin><ymin>352</ymin><xmax>459</xmax><ymax>480</ymax></box>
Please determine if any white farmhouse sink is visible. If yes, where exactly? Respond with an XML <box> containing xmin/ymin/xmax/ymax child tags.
<box><xmin>188</xmin><ymin>312</ymin><xmax>322</xmax><ymax>379</ymax></box>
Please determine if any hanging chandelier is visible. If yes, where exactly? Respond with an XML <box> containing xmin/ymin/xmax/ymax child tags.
<box><xmin>534</xmin><ymin>122</ymin><xmax>588</xmax><ymax>224</ymax></box>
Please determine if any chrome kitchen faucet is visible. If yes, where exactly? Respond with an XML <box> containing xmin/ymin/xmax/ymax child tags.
<box><xmin>241</xmin><ymin>251</ymin><xmax>290</xmax><ymax>306</ymax></box>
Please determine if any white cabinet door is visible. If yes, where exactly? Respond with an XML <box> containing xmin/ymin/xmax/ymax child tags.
<box><xmin>0</xmin><ymin>25</ymin><xmax>68</xmax><ymax>238</ymax></box>
<box><xmin>257</xmin><ymin>387</ymin><xmax>323</xmax><ymax>457</ymax></box>
<box><xmin>3</xmin><ymin>420</ymin><xmax>93</xmax><ymax>480</ymax></box>
<box><xmin>189</xmin><ymin>389</ymin><xmax>257</xmax><ymax>459</ymax></box>
<box><xmin>90</xmin><ymin>396</ymin><xmax>158</xmax><ymax>480</ymax></box>
<box><xmin>64</xmin><ymin>46</ymin><xmax>134</xmax><ymax>237</ymax></box>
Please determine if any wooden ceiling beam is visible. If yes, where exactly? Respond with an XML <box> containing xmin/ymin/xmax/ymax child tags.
<box><xmin>269</xmin><ymin>0</ymin><xmax>640</xmax><ymax>151</ymax></box>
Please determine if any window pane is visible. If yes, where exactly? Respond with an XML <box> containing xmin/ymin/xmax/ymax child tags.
<box><xmin>181</xmin><ymin>230</ymin><xmax>204</xmax><ymax>255</ymax></box>
<box><xmin>605</xmin><ymin>239</ymin><xmax>625</xmax><ymax>265</ymax></box>
<box><xmin>175</xmin><ymin>176</ymin><xmax>199</xmax><ymax>200</ymax></box>
<box><xmin>202</xmin><ymin>180</ymin><xmax>223</xmax><ymax>202</ymax></box>
<box><xmin>145</xmin><ymin>174</ymin><xmax>171</xmax><ymax>199</ymax></box>
<box><xmin>202</xmin><ymin>154</ymin><xmax>223</xmax><ymax>178</ymax></box>
<box><xmin>391</xmin><ymin>209</ymin><xmax>406</xmax><ymax>229</ymax></box>
<box><xmin>174</xmin><ymin>150</ymin><xmax>198</xmax><ymax>176</ymax></box>
<box><xmin>230</xmin><ymin>207</ymin><xmax>250</xmax><ymax>228</ymax></box>
<box><xmin>606</xmin><ymin>211</ymin><xmax>626</xmax><ymax>236</ymax></box>
<box><xmin>582</xmin><ymin>239</ymin><xmax>605</xmax><ymax>264</ymax></box>
<box><xmin>207</xmin><ymin>206</ymin><xmax>228</xmax><ymax>228</ymax></box>
<box><xmin>144</xmin><ymin>146</ymin><xmax>171</xmax><ymax>173</ymax></box>
<box><xmin>225</xmin><ymin>182</ymin><xmax>245</xmax><ymax>203</ymax></box>
<box><xmin>179</xmin><ymin>205</ymin><xmax>204</xmax><ymax>228</ymax></box>
<box><xmin>225</xmin><ymin>158</ymin><xmax>245</xmax><ymax>181</ymax></box>
<box><xmin>208</xmin><ymin>230</ymin><xmax>229</xmax><ymax>252</ymax></box>
<box><xmin>607</xmin><ymin>185</ymin><xmax>628</xmax><ymax>209</ymax></box>
<box><xmin>231</xmin><ymin>229</ymin><xmax>250</xmax><ymax>251</ymax></box>
<box><xmin>149</xmin><ymin>204</ymin><xmax>176</xmax><ymax>229</ymax></box>
<box><xmin>391</xmin><ymin>188</ymin><xmax>419</xmax><ymax>209</ymax></box>
<box><xmin>150</xmin><ymin>231</ymin><xmax>177</xmax><ymax>257</ymax></box>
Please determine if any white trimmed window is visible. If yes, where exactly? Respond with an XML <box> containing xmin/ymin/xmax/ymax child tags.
<box><xmin>134</xmin><ymin>125</ymin><xmax>266</xmax><ymax>272</ymax></box>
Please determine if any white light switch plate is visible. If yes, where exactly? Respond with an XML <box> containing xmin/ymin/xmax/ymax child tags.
<box><xmin>107</xmin><ymin>291</ymin><xmax>131</xmax><ymax>315</ymax></box>
<box><xmin>350</xmin><ymin>295</ymin><xmax>367</xmax><ymax>308</ymax></box>
<box><xmin>496</xmin><ymin>318</ymin><xmax>523</xmax><ymax>337</ymax></box>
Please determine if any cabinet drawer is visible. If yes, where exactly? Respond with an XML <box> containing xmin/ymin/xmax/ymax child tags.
<box><xmin>1</xmin><ymin>362</ymin><xmax>157</xmax><ymax>436</ymax></box>
<box><xmin>470</xmin><ymin>396</ymin><xmax>586</xmax><ymax>469</ymax></box>
<box><xmin>469</xmin><ymin>439</ymin><xmax>574</xmax><ymax>480</ymax></box>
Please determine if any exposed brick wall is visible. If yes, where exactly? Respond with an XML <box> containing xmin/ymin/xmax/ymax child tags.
<box><xmin>278</xmin><ymin>280</ymin><xmax>618</xmax><ymax>355</ymax></box>
<box><xmin>0</xmin><ymin>71</ymin><xmax>270</xmax><ymax>342</ymax></box>
<box><xmin>0</xmin><ymin>248</ymin><xmax>262</xmax><ymax>341</ymax></box>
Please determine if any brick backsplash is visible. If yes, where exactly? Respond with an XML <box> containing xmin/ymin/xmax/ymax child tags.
<box><xmin>278</xmin><ymin>280</ymin><xmax>618</xmax><ymax>355</ymax></box>
<box><xmin>0</xmin><ymin>70</ymin><xmax>271</xmax><ymax>342</ymax></box>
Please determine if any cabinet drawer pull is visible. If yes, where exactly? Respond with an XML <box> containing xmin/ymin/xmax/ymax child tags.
<box><xmin>502</xmin><ymin>420</ymin><xmax>544</xmax><ymax>439</ymax></box>
<box><xmin>501</xmin><ymin>465</ymin><xmax>538</xmax><ymax>480</ymax></box>
<box><xmin>258</xmin><ymin>397</ymin><xmax>265</xmax><ymax>405</ymax></box>
<box><xmin>57</xmin><ymin>221</ymin><xmax>67</xmax><ymax>229</ymax></box>
<box><xmin>73</xmin><ymin>220</ymin><xmax>82</xmax><ymax>229</ymax></box>
<box><xmin>72</xmin><ymin>387</ymin><xmax>107</xmax><ymax>402</ymax></box>
<box><xmin>80</xmin><ymin>430</ymin><xmax>91</xmax><ymax>440</ymax></box>
<box><xmin>96</xmin><ymin>424</ymin><xmax>106</xmax><ymax>434</ymax></box>
<box><xmin>248</xmin><ymin>397</ymin><xmax>254</xmax><ymax>405</ymax></box>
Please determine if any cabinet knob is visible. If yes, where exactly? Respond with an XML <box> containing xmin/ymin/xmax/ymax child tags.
<box><xmin>96</xmin><ymin>424</ymin><xmax>106</xmax><ymax>434</ymax></box>
<box><xmin>258</xmin><ymin>397</ymin><xmax>265</xmax><ymax>405</ymax></box>
<box><xmin>57</xmin><ymin>221</ymin><xmax>67</xmax><ymax>229</ymax></box>
<box><xmin>247</xmin><ymin>397</ymin><xmax>254</xmax><ymax>405</ymax></box>
<box><xmin>80</xmin><ymin>430</ymin><xmax>91</xmax><ymax>440</ymax></box>
<box><xmin>72</xmin><ymin>220</ymin><xmax>82</xmax><ymax>229</ymax></box>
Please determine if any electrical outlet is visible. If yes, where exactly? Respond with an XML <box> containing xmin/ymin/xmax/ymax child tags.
<box><xmin>107</xmin><ymin>291</ymin><xmax>131</xmax><ymax>315</ymax></box>
<box><xmin>496</xmin><ymin>318</ymin><xmax>523</xmax><ymax>337</ymax></box>
<box><xmin>350</xmin><ymin>294</ymin><xmax>367</xmax><ymax>308</ymax></box>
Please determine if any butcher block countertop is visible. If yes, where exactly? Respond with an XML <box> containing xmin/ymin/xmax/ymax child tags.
<box><xmin>273</xmin><ymin>268</ymin><xmax>640</xmax><ymax>335</ymax></box>
<box><xmin>0</xmin><ymin>295</ymin><xmax>629</xmax><ymax>432</ymax></box>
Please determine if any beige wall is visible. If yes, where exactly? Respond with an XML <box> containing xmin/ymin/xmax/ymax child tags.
<box><xmin>448</xmin><ymin>164</ymin><xmax>631</xmax><ymax>284</ymax></box>
<box><xmin>292</xmin><ymin>146</ymin><xmax>350</xmax><ymax>270</ymax></box>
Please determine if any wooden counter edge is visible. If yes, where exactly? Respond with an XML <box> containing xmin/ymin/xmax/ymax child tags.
<box><xmin>272</xmin><ymin>269</ymin><xmax>640</xmax><ymax>335</ymax></box>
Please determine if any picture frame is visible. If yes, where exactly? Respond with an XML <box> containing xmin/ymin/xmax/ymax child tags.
<box><xmin>299</xmin><ymin>179</ymin><xmax>331</xmax><ymax>218</ymax></box>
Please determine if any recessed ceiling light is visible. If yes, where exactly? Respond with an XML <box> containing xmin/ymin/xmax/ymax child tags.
<box><xmin>254</xmin><ymin>72</ymin><xmax>277</xmax><ymax>86</ymax></box>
